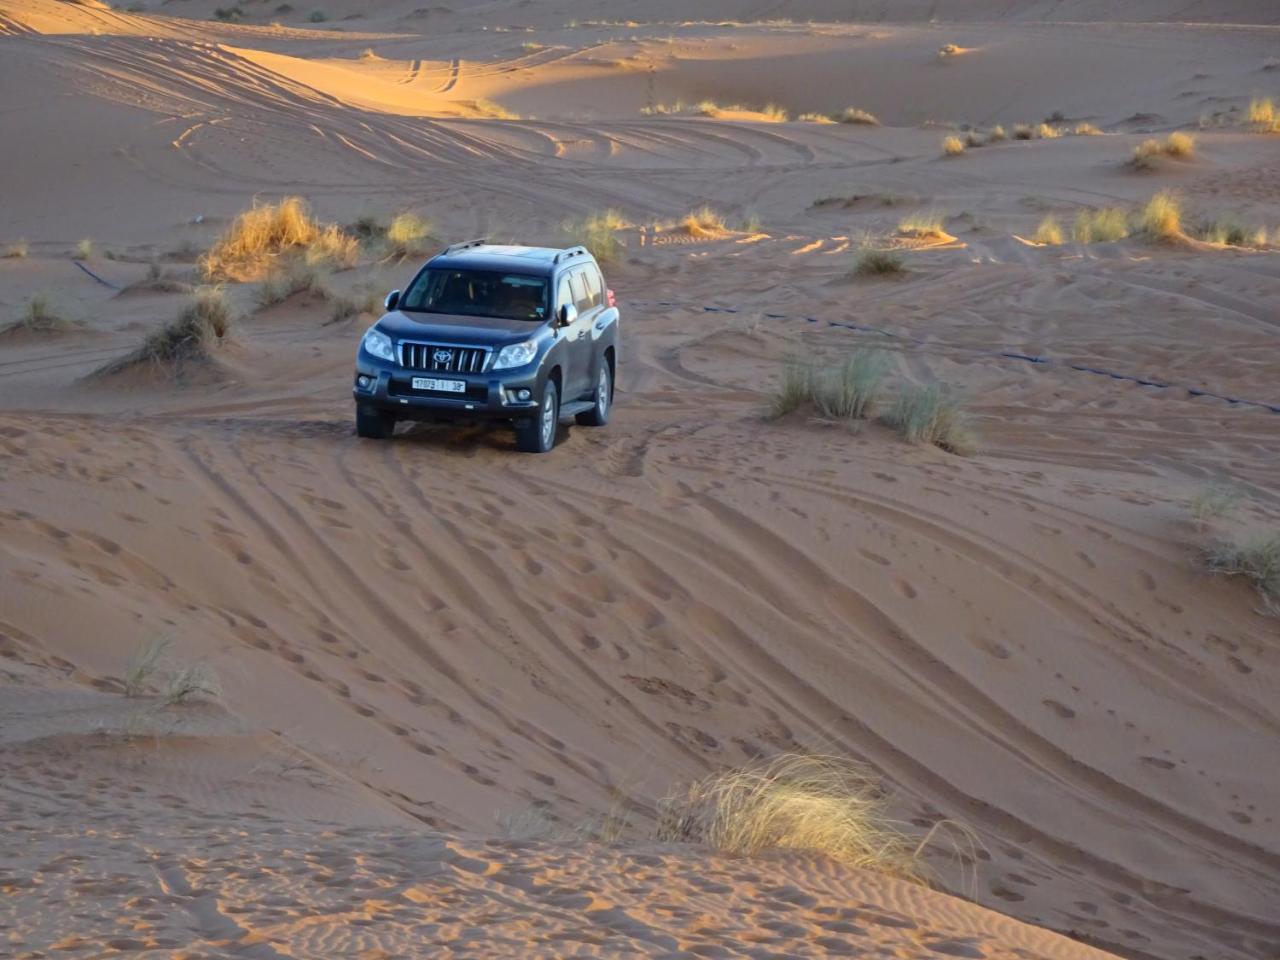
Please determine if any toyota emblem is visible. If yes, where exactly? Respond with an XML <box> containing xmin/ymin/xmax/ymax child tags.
<box><xmin>433</xmin><ymin>349</ymin><xmax>453</xmax><ymax>365</ymax></box>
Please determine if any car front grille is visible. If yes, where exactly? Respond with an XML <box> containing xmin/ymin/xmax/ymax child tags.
<box><xmin>400</xmin><ymin>342</ymin><xmax>488</xmax><ymax>374</ymax></box>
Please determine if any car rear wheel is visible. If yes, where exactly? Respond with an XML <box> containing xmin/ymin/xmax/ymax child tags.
<box><xmin>576</xmin><ymin>363</ymin><xmax>611</xmax><ymax>427</ymax></box>
<box><xmin>356</xmin><ymin>407</ymin><xmax>395</xmax><ymax>439</ymax></box>
<box><xmin>515</xmin><ymin>380</ymin><xmax>559</xmax><ymax>453</ymax></box>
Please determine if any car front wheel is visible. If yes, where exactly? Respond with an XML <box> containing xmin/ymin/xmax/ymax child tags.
<box><xmin>356</xmin><ymin>406</ymin><xmax>395</xmax><ymax>439</ymax></box>
<box><xmin>515</xmin><ymin>380</ymin><xmax>559</xmax><ymax>453</ymax></box>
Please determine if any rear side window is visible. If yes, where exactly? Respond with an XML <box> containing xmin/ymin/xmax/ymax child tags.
<box><xmin>579</xmin><ymin>266</ymin><xmax>603</xmax><ymax>308</ymax></box>
<box><xmin>568</xmin><ymin>272</ymin><xmax>592</xmax><ymax>313</ymax></box>
<box><xmin>556</xmin><ymin>276</ymin><xmax>572</xmax><ymax>311</ymax></box>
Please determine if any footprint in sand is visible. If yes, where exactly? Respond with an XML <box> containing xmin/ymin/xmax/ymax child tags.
<box><xmin>1042</xmin><ymin>699</ymin><xmax>1076</xmax><ymax>719</ymax></box>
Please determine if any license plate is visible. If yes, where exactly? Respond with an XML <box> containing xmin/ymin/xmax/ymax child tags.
<box><xmin>412</xmin><ymin>377</ymin><xmax>465</xmax><ymax>393</ymax></box>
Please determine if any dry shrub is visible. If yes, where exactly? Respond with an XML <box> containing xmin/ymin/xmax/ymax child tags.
<box><xmin>1204</xmin><ymin>534</ymin><xmax>1280</xmax><ymax>612</ymax></box>
<box><xmin>256</xmin><ymin>263</ymin><xmax>330</xmax><ymax>309</ymax></box>
<box><xmin>941</xmin><ymin>135</ymin><xmax>965</xmax><ymax>156</ymax></box>
<box><xmin>1200</xmin><ymin>217</ymin><xmax>1263</xmax><ymax>247</ymax></box>
<box><xmin>3</xmin><ymin>294</ymin><xmax>79</xmax><ymax>335</ymax></box>
<box><xmin>1189</xmin><ymin>483</ymin><xmax>1242</xmax><ymax>530</ymax></box>
<box><xmin>1034</xmin><ymin>215</ymin><xmax>1064</xmax><ymax>245</ymax></box>
<box><xmin>385</xmin><ymin>212</ymin><xmax>432</xmax><ymax>257</ymax></box>
<box><xmin>838</xmin><ymin>107</ymin><xmax>879</xmax><ymax>125</ymax></box>
<box><xmin>898</xmin><ymin>210</ymin><xmax>948</xmax><ymax>240</ymax></box>
<box><xmin>202</xmin><ymin>197</ymin><xmax>356</xmax><ymax>280</ymax></box>
<box><xmin>2</xmin><ymin>239</ymin><xmax>27</xmax><ymax>259</ymax></box>
<box><xmin>964</xmin><ymin>130</ymin><xmax>985</xmax><ymax>148</ymax></box>
<box><xmin>330</xmin><ymin>285</ymin><xmax>382</xmax><ymax>323</ymax></box>
<box><xmin>852</xmin><ymin>245</ymin><xmax>905</xmax><ymax>277</ymax></box>
<box><xmin>126</xmin><ymin>262</ymin><xmax>193</xmax><ymax>294</ymax></box>
<box><xmin>124</xmin><ymin>638</ymin><xmax>170</xmax><ymax>697</ymax></box>
<box><xmin>564</xmin><ymin>208</ymin><xmax>626</xmax><ymax>262</ymax></box>
<box><xmin>1012</xmin><ymin>123</ymin><xmax>1034</xmax><ymax>140</ymax></box>
<box><xmin>1073</xmin><ymin>122</ymin><xmax>1104</xmax><ymax>135</ymax></box>
<box><xmin>769</xmin><ymin>350</ymin><xmax>887</xmax><ymax>420</ymax></box>
<box><xmin>1165</xmin><ymin>131</ymin><xmax>1196</xmax><ymax>157</ymax></box>
<box><xmin>164</xmin><ymin>662</ymin><xmax>221</xmax><ymax>705</ymax></box>
<box><xmin>760</xmin><ymin>103</ymin><xmax>789</xmax><ymax>122</ymax></box>
<box><xmin>1131</xmin><ymin>132</ymin><xmax>1196</xmax><ymax>170</ymax></box>
<box><xmin>1036</xmin><ymin>123</ymin><xmax>1061</xmax><ymax>139</ymax></box>
<box><xmin>1073</xmin><ymin>207</ymin><xmax>1130</xmax><ymax>244</ymax></box>
<box><xmin>798</xmin><ymin>112</ymin><xmax>836</xmax><ymax>124</ymax></box>
<box><xmin>937</xmin><ymin>43</ymin><xmax>961</xmax><ymax>59</ymax></box>
<box><xmin>679</xmin><ymin>206</ymin><xmax>727</xmax><ymax>238</ymax></box>
<box><xmin>96</xmin><ymin>287</ymin><xmax>233</xmax><ymax>376</ymax></box>
<box><xmin>1140</xmin><ymin>191</ymin><xmax>1183</xmax><ymax>240</ymax></box>
<box><xmin>887</xmin><ymin>384</ymin><xmax>976</xmax><ymax>455</ymax></box>
<box><xmin>1248</xmin><ymin>96</ymin><xmax>1278</xmax><ymax>132</ymax></box>
<box><xmin>657</xmin><ymin>755</ymin><xmax>924</xmax><ymax>878</ymax></box>
<box><xmin>770</xmin><ymin>358</ymin><xmax>811</xmax><ymax>419</ymax></box>
<box><xmin>74</xmin><ymin>238</ymin><xmax>95</xmax><ymax>261</ymax></box>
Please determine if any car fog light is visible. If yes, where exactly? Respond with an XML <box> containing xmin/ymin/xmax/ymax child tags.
<box><xmin>517</xmin><ymin>388</ymin><xmax>531</xmax><ymax>401</ymax></box>
<box><xmin>357</xmin><ymin>375</ymin><xmax>372</xmax><ymax>390</ymax></box>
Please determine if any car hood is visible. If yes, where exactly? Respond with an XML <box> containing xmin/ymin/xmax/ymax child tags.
<box><xmin>376</xmin><ymin>310</ymin><xmax>545</xmax><ymax>346</ymax></box>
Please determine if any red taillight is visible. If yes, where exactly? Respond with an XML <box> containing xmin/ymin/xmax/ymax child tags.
<box><xmin>607</xmin><ymin>288</ymin><xmax>616</xmax><ymax>308</ymax></box>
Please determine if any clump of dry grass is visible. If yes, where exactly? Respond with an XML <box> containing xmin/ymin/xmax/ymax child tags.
<box><xmin>164</xmin><ymin>662</ymin><xmax>221</xmax><ymax>705</ymax></box>
<box><xmin>1203</xmin><ymin>534</ymin><xmax>1280</xmax><ymax>612</ymax></box>
<box><xmin>385</xmin><ymin>212</ymin><xmax>432</xmax><ymax>258</ymax></box>
<box><xmin>887</xmin><ymin>384</ymin><xmax>976</xmax><ymax>455</ymax></box>
<box><xmin>941</xmin><ymin>135</ymin><xmax>966</xmax><ymax>157</ymax></box>
<box><xmin>96</xmin><ymin>287</ymin><xmax>233</xmax><ymax>376</ymax></box>
<box><xmin>852</xmin><ymin>245</ymin><xmax>905</xmax><ymax>277</ymax></box>
<box><xmin>937</xmin><ymin>43</ymin><xmax>961</xmax><ymax>59</ymax></box>
<box><xmin>256</xmin><ymin>263</ymin><xmax>330</xmax><ymax>309</ymax></box>
<box><xmin>838</xmin><ymin>107</ymin><xmax>879</xmax><ymax>125</ymax></box>
<box><xmin>126</xmin><ymin>262</ymin><xmax>193</xmax><ymax>294</ymax></box>
<box><xmin>769</xmin><ymin>350</ymin><xmax>888</xmax><ymax>421</ymax></box>
<box><xmin>471</xmin><ymin>98</ymin><xmax>519</xmax><ymax>119</ymax></box>
<box><xmin>1248</xmin><ymin>96</ymin><xmax>1279</xmax><ymax>132</ymax></box>
<box><xmin>1130</xmin><ymin>132</ymin><xmax>1196</xmax><ymax>170</ymax></box>
<box><xmin>1036</xmin><ymin>123</ymin><xmax>1061</xmax><ymax>139</ymax></box>
<box><xmin>1073</xmin><ymin>207</ymin><xmax>1130</xmax><ymax>244</ymax></box>
<box><xmin>898</xmin><ymin>210</ymin><xmax>948</xmax><ymax>240</ymax></box>
<box><xmin>1200</xmin><ymin>217</ymin><xmax>1266</xmax><ymax>247</ymax></box>
<box><xmin>1139</xmin><ymin>190</ymin><xmax>1183</xmax><ymax>240</ymax></box>
<box><xmin>329</xmin><ymin>285</ymin><xmax>382</xmax><ymax>323</ymax></box>
<box><xmin>1034</xmin><ymin>215</ymin><xmax>1064</xmax><ymax>245</ymax></box>
<box><xmin>798</xmin><ymin>112</ymin><xmax>836</xmax><ymax>124</ymax></box>
<box><xmin>987</xmin><ymin>124</ymin><xmax>1007</xmax><ymax>142</ymax></box>
<box><xmin>678</xmin><ymin>205</ymin><xmax>727</xmax><ymax>238</ymax></box>
<box><xmin>3</xmin><ymin>294</ymin><xmax>79</xmax><ymax>335</ymax></box>
<box><xmin>201</xmin><ymin>197</ymin><xmax>357</xmax><ymax>280</ymax></box>
<box><xmin>74</xmin><ymin>238</ymin><xmax>95</xmax><ymax>261</ymax></box>
<box><xmin>124</xmin><ymin>638</ymin><xmax>170</xmax><ymax>697</ymax></box>
<box><xmin>657</xmin><ymin>754</ymin><xmax>924</xmax><ymax>878</ymax></box>
<box><xmin>563</xmin><ymin>208</ymin><xmax>627</xmax><ymax>263</ymax></box>
<box><xmin>2</xmin><ymin>239</ymin><xmax>28</xmax><ymax>259</ymax></box>
<box><xmin>1190</xmin><ymin>482</ymin><xmax>1242</xmax><ymax>530</ymax></box>
<box><xmin>1012</xmin><ymin>123</ymin><xmax>1035</xmax><ymax>140</ymax></box>
<box><xmin>964</xmin><ymin>130</ymin><xmax>985</xmax><ymax>148</ymax></box>
<box><xmin>1073</xmin><ymin>122</ymin><xmax>1104</xmax><ymax>136</ymax></box>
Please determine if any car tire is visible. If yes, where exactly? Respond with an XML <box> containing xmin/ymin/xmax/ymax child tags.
<box><xmin>575</xmin><ymin>363</ymin><xmax>611</xmax><ymax>427</ymax></box>
<box><xmin>356</xmin><ymin>407</ymin><xmax>395</xmax><ymax>440</ymax></box>
<box><xmin>515</xmin><ymin>380</ymin><xmax>559</xmax><ymax>453</ymax></box>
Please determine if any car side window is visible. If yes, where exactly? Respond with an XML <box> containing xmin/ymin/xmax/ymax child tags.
<box><xmin>556</xmin><ymin>276</ymin><xmax>573</xmax><ymax>312</ymax></box>
<box><xmin>568</xmin><ymin>271</ymin><xmax>592</xmax><ymax>313</ymax></box>
<box><xmin>580</xmin><ymin>266</ymin><xmax>603</xmax><ymax>309</ymax></box>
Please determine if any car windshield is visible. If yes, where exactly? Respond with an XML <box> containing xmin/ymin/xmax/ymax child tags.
<box><xmin>400</xmin><ymin>268</ymin><xmax>549</xmax><ymax>322</ymax></box>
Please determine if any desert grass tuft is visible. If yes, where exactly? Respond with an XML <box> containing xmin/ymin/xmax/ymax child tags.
<box><xmin>164</xmin><ymin>662</ymin><xmax>221</xmax><ymax>705</ymax></box>
<box><xmin>124</xmin><ymin>638</ymin><xmax>170</xmax><ymax>697</ymax></box>
<box><xmin>656</xmin><ymin>754</ymin><xmax>924</xmax><ymax>878</ymax></box>
<box><xmin>1034</xmin><ymin>215</ymin><xmax>1064</xmax><ymax>245</ymax></box>
<box><xmin>1073</xmin><ymin>122</ymin><xmax>1104</xmax><ymax>136</ymax></box>
<box><xmin>74</xmin><ymin>238</ymin><xmax>95</xmax><ymax>261</ymax></box>
<box><xmin>852</xmin><ymin>245</ymin><xmax>905</xmax><ymax>277</ymax></box>
<box><xmin>1139</xmin><ymin>190</ymin><xmax>1183</xmax><ymax>240</ymax></box>
<box><xmin>1203</xmin><ymin>534</ymin><xmax>1280</xmax><ymax>612</ymax></box>
<box><xmin>1036</xmin><ymin>123</ymin><xmax>1061</xmax><ymax>139</ymax></box>
<box><xmin>678</xmin><ymin>205</ymin><xmax>727</xmax><ymax>238</ymax></box>
<box><xmin>1131</xmin><ymin>132</ymin><xmax>1196</xmax><ymax>170</ymax></box>
<box><xmin>256</xmin><ymin>263</ymin><xmax>330</xmax><ymax>309</ymax></box>
<box><xmin>1248</xmin><ymin>96</ymin><xmax>1279</xmax><ymax>132</ymax></box>
<box><xmin>1165</xmin><ymin>131</ymin><xmax>1196</xmax><ymax>157</ymax></box>
<box><xmin>1012</xmin><ymin>123</ymin><xmax>1034</xmax><ymax>140</ymax></box>
<box><xmin>937</xmin><ymin>43</ymin><xmax>961</xmax><ymax>59</ymax></box>
<box><xmin>564</xmin><ymin>208</ymin><xmax>627</xmax><ymax>263</ymax></box>
<box><xmin>987</xmin><ymin>124</ymin><xmax>1007</xmax><ymax>142</ymax></box>
<box><xmin>1073</xmin><ymin>207</ymin><xmax>1130</xmax><ymax>244</ymax></box>
<box><xmin>1200</xmin><ymin>217</ymin><xmax>1263</xmax><ymax>247</ymax></box>
<box><xmin>811</xmin><ymin>351</ymin><xmax>888</xmax><ymax>420</ymax></box>
<box><xmin>898</xmin><ymin>210</ymin><xmax>948</xmax><ymax>240</ymax></box>
<box><xmin>798</xmin><ymin>112</ymin><xmax>836</xmax><ymax>124</ymax></box>
<box><xmin>838</xmin><ymin>107</ymin><xmax>879</xmax><ymax>126</ymax></box>
<box><xmin>1189</xmin><ymin>483</ymin><xmax>1242</xmax><ymax>530</ymax></box>
<box><xmin>3</xmin><ymin>294</ymin><xmax>79</xmax><ymax>335</ymax></box>
<box><xmin>2</xmin><ymin>239</ymin><xmax>28</xmax><ymax>259</ymax></box>
<box><xmin>769</xmin><ymin>357</ymin><xmax>811</xmax><ymax>419</ymax></box>
<box><xmin>385</xmin><ymin>212</ymin><xmax>432</xmax><ymax>258</ymax></box>
<box><xmin>201</xmin><ymin>197</ymin><xmax>356</xmax><ymax>280</ymax></box>
<box><xmin>96</xmin><ymin>286</ymin><xmax>233</xmax><ymax>376</ymax></box>
<box><xmin>941</xmin><ymin>135</ymin><xmax>966</xmax><ymax>157</ymax></box>
<box><xmin>126</xmin><ymin>262</ymin><xmax>193</xmax><ymax>294</ymax></box>
<box><xmin>887</xmin><ymin>384</ymin><xmax>976</xmax><ymax>455</ymax></box>
<box><xmin>329</xmin><ymin>285</ymin><xmax>382</xmax><ymax>323</ymax></box>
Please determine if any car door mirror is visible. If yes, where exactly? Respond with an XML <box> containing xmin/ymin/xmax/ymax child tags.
<box><xmin>384</xmin><ymin>289</ymin><xmax>400</xmax><ymax>311</ymax></box>
<box><xmin>557</xmin><ymin>303</ymin><xmax>578</xmax><ymax>327</ymax></box>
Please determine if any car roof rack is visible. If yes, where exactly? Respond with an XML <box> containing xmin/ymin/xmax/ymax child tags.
<box><xmin>442</xmin><ymin>237</ymin><xmax>489</xmax><ymax>255</ymax></box>
<box><xmin>553</xmin><ymin>245</ymin><xmax>589</xmax><ymax>264</ymax></box>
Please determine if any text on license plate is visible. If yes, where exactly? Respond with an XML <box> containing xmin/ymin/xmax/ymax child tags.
<box><xmin>412</xmin><ymin>377</ymin><xmax>466</xmax><ymax>393</ymax></box>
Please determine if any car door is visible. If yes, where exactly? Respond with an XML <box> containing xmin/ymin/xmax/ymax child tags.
<box><xmin>560</xmin><ymin>270</ymin><xmax>596</xmax><ymax>399</ymax></box>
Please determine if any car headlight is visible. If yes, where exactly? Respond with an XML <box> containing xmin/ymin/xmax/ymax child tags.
<box><xmin>492</xmin><ymin>340</ymin><xmax>537</xmax><ymax>370</ymax></box>
<box><xmin>361</xmin><ymin>326</ymin><xmax>395</xmax><ymax>363</ymax></box>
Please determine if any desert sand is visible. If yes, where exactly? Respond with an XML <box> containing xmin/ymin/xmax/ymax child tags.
<box><xmin>2</xmin><ymin>1</ymin><xmax>1279</xmax><ymax>958</ymax></box>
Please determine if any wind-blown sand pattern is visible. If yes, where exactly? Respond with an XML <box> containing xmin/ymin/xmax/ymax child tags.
<box><xmin>1</xmin><ymin>1</ymin><xmax>1278</xmax><ymax>958</ymax></box>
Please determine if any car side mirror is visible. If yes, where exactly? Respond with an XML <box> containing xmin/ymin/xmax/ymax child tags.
<box><xmin>557</xmin><ymin>303</ymin><xmax>578</xmax><ymax>327</ymax></box>
<box><xmin>384</xmin><ymin>289</ymin><xmax>400</xmax><ymax>311</ymax></box>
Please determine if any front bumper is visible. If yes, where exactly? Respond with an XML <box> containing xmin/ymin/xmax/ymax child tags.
<box><xmin>352</xmin><ymin>359</ymin><xmax>540</xmax><ymax>422</ymax></box>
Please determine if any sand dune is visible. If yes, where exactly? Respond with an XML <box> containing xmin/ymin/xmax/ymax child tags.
<box><xmin>2</xmin><ymin>1</ymin><xmax>1279</xmax><ymax>958</ymax></box>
